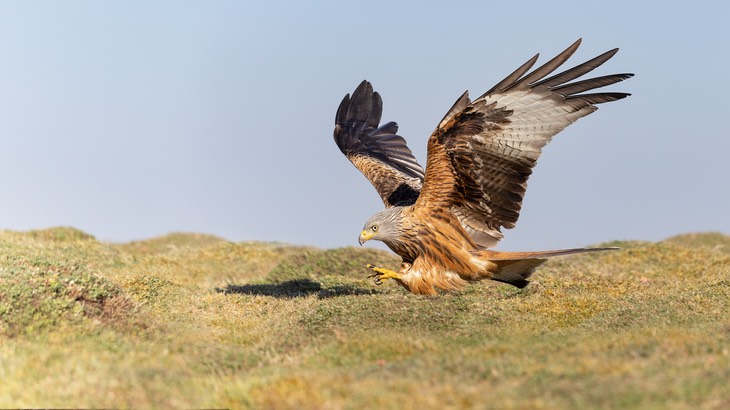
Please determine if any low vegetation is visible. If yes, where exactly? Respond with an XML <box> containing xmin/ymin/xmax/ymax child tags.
<box><xmin>0</xmin><ymin>228</ymin><xmax>728</xmax><ymax>408</ymax></box>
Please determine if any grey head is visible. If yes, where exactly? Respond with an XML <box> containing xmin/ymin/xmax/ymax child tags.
<box><xmin>358</xmin><ymin>206</ymin><xmax>405</xmax><ymax>246</ymax></box>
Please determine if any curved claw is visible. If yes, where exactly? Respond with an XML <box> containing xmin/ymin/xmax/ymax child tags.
<box><xmin>364</xmin><ymin>263</ymin><xmax>400</xmax><ymax>285</ymax></box>
<box><xmin>366</xmin><ymin>272</ymin><xmax>384</xmax><ymax>285</ymax></box>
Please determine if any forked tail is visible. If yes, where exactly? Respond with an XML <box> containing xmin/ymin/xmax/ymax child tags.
<box><xmin>479</xmin><ymin>247</ymin><xmax>619</xmax><ymax>288</ymax></box>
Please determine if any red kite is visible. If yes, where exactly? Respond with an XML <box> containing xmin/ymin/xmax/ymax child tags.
<box><xmin>333</xmin><ymin>39</ymin><xmax>632</xmax><ymax>295</ymax></box>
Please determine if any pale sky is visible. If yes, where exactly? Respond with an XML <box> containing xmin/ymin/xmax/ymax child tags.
<box><xmin>0</xmin><ymin>1</ymin><xmax>728</xmax><ymax>251</ymax></box>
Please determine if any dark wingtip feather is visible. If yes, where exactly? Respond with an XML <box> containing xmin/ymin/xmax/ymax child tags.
<box><xmin>552</xmin><ymin>73</ymin><xmax>634</xmax><ymax>96</ymax></box>
<box><xmin>567</xmin><ymin>92</ymin><xmax>632</xmax><ymax>106</ymax></box>
<box><xmin>335</xmin><ymin>93</ymin><xmax>351</xmax><ymax>125</ymax></box>
<box><xmin>481</xmin><ymin>53</ymin><xmax>540</xmax><ymax>97</ymax></box>
<box><xmin>346</xmin><ymin>80</ymin><xmax>374</xmax><ymax>124</ymax></box>
<box><xmin>515</xmin><ymin>38</ymin><xmax>584</xmax><ymax>88</ymax></box>
<box><xmin>365</xmin><ymin>92</ymin><xmax>383</xmax><ymax>130</ymax></box>
<box><xmin>533</xmin><ymin>47</ymin><xmax>621</xmax><ymax>89</ymax></box>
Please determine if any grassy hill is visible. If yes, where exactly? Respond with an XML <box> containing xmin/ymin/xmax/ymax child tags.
<box><xmin>0</xmin><ymin>228</ymin><xmax>728</xmax><ymax>409</ymax></box>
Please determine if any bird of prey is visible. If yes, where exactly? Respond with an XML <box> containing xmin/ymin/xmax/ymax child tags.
<box><xmin>333</xmin><ymin>39</ymin><xmax>632</xmax><ymax>295</ymax></box>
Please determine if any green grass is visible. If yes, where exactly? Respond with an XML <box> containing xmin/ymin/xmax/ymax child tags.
<box><xmin>0</xmin><ymin>229</ymin><xmax>728</xmax><ymax>408</ymax></box>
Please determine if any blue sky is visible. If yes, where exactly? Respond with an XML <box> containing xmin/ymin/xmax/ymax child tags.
<box><xmin>0</xmin><ymin>1</ymin><xmax>728</xmax><ymax>250</ymax></box>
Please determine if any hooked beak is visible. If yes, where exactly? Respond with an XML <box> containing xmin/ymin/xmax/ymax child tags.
<box><xmin>358</xmin><ymin>230</ymin><xmax>373</xmax><ymax>246</ymax></box>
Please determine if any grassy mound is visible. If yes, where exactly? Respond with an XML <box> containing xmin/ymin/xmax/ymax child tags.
<box><xmin>25</xmin><ymin>226</ymin><xmax>97</xmax><ymax>242</ymax></box>
<box><xmin>0</xmin><ymin>228</ymin><xmax>139</xmax><ymax>338</ymax></box>
<box><xmin>119</xmin><ymin>232</ymin><xmax>227</xmax><ymax>255</ymax></box>
<box><xmin>665</xmin><ymin>232</ymin><xmax>730</xmax><ymax>253</ymax></box>
<box><xmin>0</xmin><ymin>255</ymin><xmax>134</xmax><ymax>337</ymax></box>
<box><xmin>0</xmin><ymin>228</ymin><xmax>727</xmax><ymax>408</ymax></box>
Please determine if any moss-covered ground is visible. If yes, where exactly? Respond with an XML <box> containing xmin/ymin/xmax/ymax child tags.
<box><xmin>0</xmin><ymin>228</ymin><xmax>728</xmax><ymax>408</ymax></box>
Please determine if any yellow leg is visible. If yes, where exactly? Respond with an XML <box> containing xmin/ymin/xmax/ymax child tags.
<box><xmin>365</xmin><ymin>264</ymin><xmax>401</xmax><ymax>285</ymax></box>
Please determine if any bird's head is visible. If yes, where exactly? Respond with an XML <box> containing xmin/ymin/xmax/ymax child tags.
<box><xmin>358</xmin><ymin>207</ymin><xmax>404</xmax><ymax>246</ymax></box>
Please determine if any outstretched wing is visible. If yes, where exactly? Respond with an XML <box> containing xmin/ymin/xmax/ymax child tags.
<box><xmin>415</xmin><ymin>39</ymin><xmax>633</xmax><ymax>248</ymax></box>
<box><xmin>334</xmin><ymin>80</ymin><xmax>424</xmax><ymax>207</ymax></box>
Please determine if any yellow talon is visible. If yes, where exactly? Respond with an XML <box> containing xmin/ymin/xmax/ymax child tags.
<box><xmin>365</xmin><ymin>264</ymin><xmax>401</xmax><ymax>285</ymax></box>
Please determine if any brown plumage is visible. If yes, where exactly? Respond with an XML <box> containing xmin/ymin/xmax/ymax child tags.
<box><xmin>333</xmin><ymin>39</ymin><xmax>632</xmax><ymax>295</ymax></box>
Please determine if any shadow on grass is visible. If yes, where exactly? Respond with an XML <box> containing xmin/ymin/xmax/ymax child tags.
<box><xmin>216</xmin><ymin>279</ymin><xmax>377</xmax><ymax>299</ymax></box>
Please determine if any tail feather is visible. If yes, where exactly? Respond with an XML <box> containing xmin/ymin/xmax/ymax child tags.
<box><xmin>486</xmin><ymin>246</ymin><xmax>619</xmax><ymax>261</ymax></box>
<box><xmin>482</xmin><ymin>247</ymin><xmax>619</xmax><ymax>288</ymax></box>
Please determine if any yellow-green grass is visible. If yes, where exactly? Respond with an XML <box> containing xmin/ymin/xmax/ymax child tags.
<box><xmin>0</xmin><ymin>228</ymin><xmax>728</xmax><ymax>409</ymax></box>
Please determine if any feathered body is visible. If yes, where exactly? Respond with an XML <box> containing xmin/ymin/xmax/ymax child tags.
<box><xmin>335</xmin><ymin>39</ymin><xmax>632</xmax><ymax>295</ymax></box>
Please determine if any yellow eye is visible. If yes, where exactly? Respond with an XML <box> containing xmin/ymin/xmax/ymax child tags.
<box><xmin>371</xmin><ymin>226</ymin><xmax>378</xmax><ymax>232</ymax></box>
